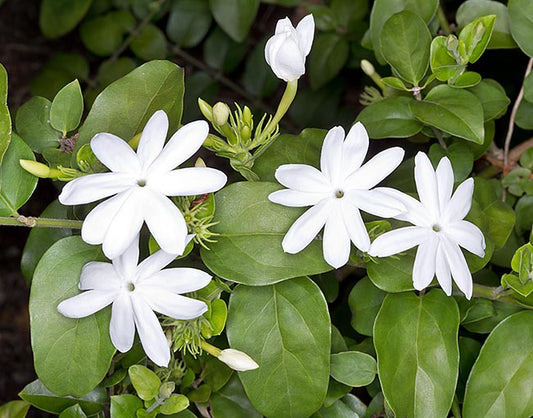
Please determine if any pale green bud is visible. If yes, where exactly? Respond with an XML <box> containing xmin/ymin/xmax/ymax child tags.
<box><xmin>198</xmin><ymin>98</ymin><xmax>214</xmax><ymax>122</ymax></box>
<box><xmin>159</xmin><ymin>382</ymin><xmax>175</xmax><ymax>399</ymax></box>
<box><xmin>240</xmin><ymin>126</ymin><xmax>251</xmax><ymax>143</ymax></box>
<box><xmin>360</xmin><ymin>59</ymin><xmax>375</xmax><ymax>77</ymax></box>
<box><xmin>19</xmin><ymin>159</ymin><xmax>61</xmax><ymax>179</ymax></box>
<box><xmin>242</xmin><ymin>106</ymin><xmax>253</xmax><ymax>126</ymax></box>
<box><xmin>212</xmin><ymin>102</ymin><xmax>230</xmax><ymax>126</ymax></box>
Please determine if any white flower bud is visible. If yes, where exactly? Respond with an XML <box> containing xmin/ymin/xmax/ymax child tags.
<box><xmin>264</xmin><ymin>14</ymin><xmax>315</xmax><ymax>82</ymax></box>
<box><xmin>218</xmin><ymin>348</ymin><xmax>259</xmax><ymax>371</ymax></box>
<box><xmin>212</xmin><ymin>102</ymin><xmax>230</xmax><ymax>126</ymax></box>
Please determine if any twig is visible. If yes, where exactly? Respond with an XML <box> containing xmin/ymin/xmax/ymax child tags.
<box><xmin>0</xmin><ymin>215</ymin><xmax>83</xmax><ymax>229</ymax></box>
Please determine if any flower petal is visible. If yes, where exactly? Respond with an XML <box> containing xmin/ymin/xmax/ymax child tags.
<box><xmin>140</xmin><ymin>287</ymin><xmax>208</xmax><ymax>320</ymax></box>
<box><xmin>147</xmin><ymin>120</ymin><xmax>208</xmax><ymax>175</ymax></box>
<box><xmin>296</xmin><ymin>14</ymin><xmax>315</xmax><ymax>56</ymax></box>
<box><xmin>268</xmin><ymin>189</ymin><xmax>328</xmax><ymax>207</ymax></box>
<box><xmin>150</xmin><ymin>167</ymin><xmax>227</xmax><ymax>196</ymax></box>
<box><xmin>444</xmin><ymin>178</ymin><xmax>474</xmax><ymax>223</ymax></box>
<box><xmin>414</xmin><ymin>152</ymin><xmax>440</xmax><ymax>218</ymax></box>
<box><xmin>435</xmin><ymin>243</ymin><xmax>452</xmax><ymax>296</ymax></box>
<box><xmin>341</xmin><ymin>199</ymin><xmax>370</xmax><ymax>252</ymax></box>
<box><xmin>59</xmin><ymin>173</ymin><xmax>135</xmax><ymax>205</ymax></box>
<box><xmin>412</xmin><ymin>235</ymin><xmax>438</xmax><ymax>290</ymax></box>
<box><xmin>342</xmin><ymin>122</ymin><xmax>369</xmax><ymax>175</ymax></box>
<box><xmin>282</xmin><ymin>199</ymin><xmax>330</xmax><ymax>254</ymax></box>
<box><xmin>131</xmin><ymin>295</ymin><xmax>170</xmax><ymax>367</ymax></box>
<box><xmin>110</xmin><ymin>293</ymin><xmax>135</xmax><ymax>353</ymax></box>
<box><xmin>436</xmin><ymin>157</ymin><xmax>454</xmax><ymax>213</ymax></box>
<box><xmin>343</xmin><ymin>147</ymin><xmax>404</xmax><ymax>190</ymax></box>
<box><xmin>269</xmin><ymin>36</ymin><xmax>306</xmax><ymax>81</ymax></box>
<box><xmin>136</xmin><ymin>249</ymin><xmax>177</xmax><ymax>280</ymax></box>
<box><xmin>320</xmin><ymin>126</ymin><xmax>345</xmax><ymax>184</ymax></box>
<box><xmin>112</xmin><ymin>234</ymin><xmax>140</xmax><ymax>279</ymax></box>
<box><xmin>368</xmin><ymin>226</ymin><xmax>428</xmax><ymax>257</ymax></box>
<box><xmin>378</xmin><ymin>188</ymin><xmax>430</xmax><ymax>226</ymax></box>
<box><xmin>139</xmin><ymin>268</ymin><xmax>211</xmax><ymax>293</ymax></box>
<box><xmin>323</xmin><ymin>203</ymin><xmax>351</xmax><ymax>268</ymax></box>
<box><xmin>348</xmin><ymin>188</ymin><xmax>405</xmax><ymax>218</ymax></box>
<box><xmin>57</xmin><ymin>290</ymin><xmax>116</xmax><ymax>318</ymax></box>
<box><xmin>274</xmin><ymin>164</ymin><xmax>330</xmax><ymax>192</ymax></box>
<box><xmin>137</xmin><ymin>110</ymin><xmax>168</xmax><ymax>171</ymax></box>
<box><xmin>441</xmin><ymin>238</ymin><xmax>473</xmax><ymax>299</ymax></box>
<box><xmin>79</xmin><ymin>262</ymin><xmax>121</xmax><ymax>290</ymax></box>
<box><xmin>91</xmin><ymin>133</ymin><xmax>141</xmax><ymax>174</ymax></box>
<box><xmin>143</xmin><ymin>189</ymin><xmax>188</xmax><ymax>255</ymax></box>
<box><xmin>446</xmin><ymin>220</ymin><xmax>486</xmax><ymax>258</ymax></box>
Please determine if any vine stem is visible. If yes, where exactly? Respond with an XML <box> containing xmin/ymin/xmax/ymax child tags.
<box><xmin>0</xmin><ymin>216</ymin><xmax>83</xmax><ymax>229</ymax></box>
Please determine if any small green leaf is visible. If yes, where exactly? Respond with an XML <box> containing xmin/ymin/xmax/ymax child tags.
<box><xmin>40</xmin><ymin>0</ymin><xmax>92</xmax><ymax>38</ymax></box>
<box><xmin>430</xmin><ymin>36</ymin><xmax>461</xmax><ymax>82</ymax></box>
<box><xmin>520</xmin><ymin>148</ymin><xmax>533</xmax><ymax>170</ymax></box>
<box><xmin>348</xmin><ymin>277</ymin><xmax>386</xmax><ymax>336</ymax></box>
<box><xmin>330</xmin><ymin>351</ymin><xmax>377</xmax><ymax>387</ymax></box>
<box><xmin>208</xmin><ymin>298</ymin><xmax>227</xmax><ymax>335</ymax></box>
<box><xmin>203</xmin><ymin>27</ymin><xmax>247</xmax><ymax>73</ymax></box>
<box><xmin>367</xmin><ymin>249</ymin><xmax>416</xmax><ymax>292</ymax></box>
<box><xmin>0</xmin><ymin>63</ymin><xmax>11</xmax><ymax>165</ymax></box>
<box><xmin>166</xmin><ymin>0</ymin><xmax>212</xmax><ymax>47</ymax></box>
<box><xmin>203</xmin><ymin>357</ymin><xmax>233</xmax><ymax>392</ymax></box>
<box><xmin>159</xmin><ymin>394</ymin><xmax>189</xmax><ymax>415</ymax></box>
<box><xmin>79</xmin><ymin>14</ymin><xmax>125</xmax><ymax>56</ymax></box>
<box><xmin>50</xmin><ymin>80</ymin><xmax>84</xmax><ymax>135</ymax></box>
<box><xmin>210</xmin><ymin>375</ymin><xmax>261</xmax><ymax>418</ymax></box>
<box><xmin>209</xmin><ymin>0</ymin><xmax>259</xmax><ymax>42</ymax></box>
<box><xmin>459</xmin><ymin>15</ymin><xmax>496</xmax><ymax>63</ymax></box>
<box><xmin>469</xmin><ymin>79</ymin><xmax>510</xmax><ymax>121</ymax></box>
<box><xmin>381</xmin><ymin>76</ymin><xmax>409</xmax><ymax>90</ymax></box>
<box><xmin>309</xmin><ymin>33</ymin><xmax>349</xmax><ymax>90</ymax></box>
<box><xmin>508</xmin><ymin>0</ymin><xmax>533</xmax><ymax>57</ymax></box>
<box><xmin>0</xmin><ymin>400</ymin><xmax>30</xmax><ymax>418</ymax></box>
<box><xmin>59</xmin><ymin>404</ymin><xmax>87</xmax><ymax>418</ymax></box>
<box><xmin>110</xmin><ymin>394</ymin><xmax>143</xmax><ymax>418</ymax></box>
<box><xmin>452</xmin><ymin>71</ymin><xmax>482</xmax><ymax>88</ymax></box>
<box><xmin>128</xmin><ymin>365</ymin><xmax>161</xmax><ymax>401</ymax></box>
<box><xmin>429</xmin><ymin>142</ymin><xmax>474</xmax><ymax>182</ymax></box>
<box><xmin>97</xmin><ymin>58</ymin><xmax>137</xmax><ymax>88</ymax></box>
<box><xmin>130</xmin><ymin>24</ymin><xmax>168</xmax><ymax>60</ymax></box>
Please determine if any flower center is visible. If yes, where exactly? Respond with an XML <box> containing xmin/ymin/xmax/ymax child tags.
<box><xmin>126</xmin><ymin>281</ymin><xmax>135</xmax><ymax>292</ymax></box>
<box><xmin>432</xmin><ymin>223</ymin><xmax>442</xmax><ymax>233</ymax></box>
<box><xmin>335</xmin><ymin>189</ymin><xmax>344</xmax><ymax>199</ymax></box>
<box><xmin>137</xmin><ymin>179</ymin><xmax>147</xmax><ymax>187</ymax></box>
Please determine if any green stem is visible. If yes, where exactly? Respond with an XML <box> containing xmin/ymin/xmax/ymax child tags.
<box><xmin>0</xmin><ymin>215</ymin><xmax>83</xmax><ymax>229</ymax></box>
<box><xmin>200</xmin><ymin>340</ymin><xmax>222</xmax><ymax>357</ymax></box>
<box><xmin>437</xmin><ymin>4</ymin><xmax>452</xmax><ymax>35</ymax></box>
<box><xmin>451</xmin><ymin>394</ymin><xmax>461</xmax><ymax>418</ymax></box>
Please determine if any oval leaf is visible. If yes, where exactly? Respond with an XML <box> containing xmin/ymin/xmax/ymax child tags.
<box><xmin>469</xmin><ymin>78</ymin><xmax>510</xmax><ymax>121</ymax></box>
<box><xmin>508</xmin><ymin>0</ymin><xmax>533</xmax><ymax>57</ymax></box>
<box><xmin>367</xmin><ymin>249</ymin><xmax>416</xmax><ymax>292</ymax></box>
<box><xmin>209</xmin><ymin>0</ymin><xmax>259</xmax><ymax>42</ymax></box>
<box><xmin>309</xmin><ymin>33</ymin><xmax>349</xmax><ymax>90</ymax></box>
<box><xmin>348</xmin><ymin>276</ymin><xmax>386</xmax><ymax>336</ymax></box>
<box><xmin>227</xmin><ymin>277</ymin><xmax>331</xmax><ymax>417</ymax></box>
<box><xmin>40</xmin><ymin>0</ymin><xmax>92</xmax><ymax>38</ymax></box>
<box><xmin>50</xmin><ymin>79</ymin><xmax>84</xmax><ymax>136</ymax></box>
<box><xmin>166</xmin><ymin>0</ymin><xmax>212</xmax><ymax>48</ymax></box>
<box><xmin>330</xmin><ymin>351</ymin><xmax>377</xmax><ymax>387</ymax></box>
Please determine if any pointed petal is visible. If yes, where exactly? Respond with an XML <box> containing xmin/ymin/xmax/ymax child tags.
<box><xmin>342</xmin><ymin>122</ymin><xmax>369</xmax><ymax>174</ymax></box>
<box><xmin>435</xmin><ymin>243</ymin><xmax>452</xmax><ymax>296</ymax></box>
<box><xmin>268</xmin><ymin>189</ymin><xmax>328</xmax><ymax>207</ymax></box>
<box><xmin>412</xmin><ymin>235</ymin><xmax>438</xmax><ymax>290</ymax></box>
<box><xmin>131</xmin><ymin>295</ymin><xmax>170</xmax><ymax>367</ymax></box>
<box><xmin>441</xmin><ymin>238</ymin><xmax>473</xmax><ymax>299</ymax></box>
<box><xmin>414</xmin><ymin>152</ymin><xmax>440</xmax><ymax>218</ymax></box>
<box><xmin>147</xmin><ymin>121</ymin><xmax>208</xmax><ymax>176</ymax></box>
<box><xmin>282</xmin><ymin>200</ymin><xmax>330</xmax><ymax>254</ymax></box>
<box><xmin>59</xmin><ymin>173</ymin><xmax>134</xmax><ymax>205</ymax></box>
<box><xmin>348</xmin><ymin>188</ymin><xmax>405</xmax><ymax>218</ymax></box>
<box><xmin>344</xmin><ymin>147</ymin><xmax>405</xmax><ymax>190</ymax></box>
<box><xmin>368</xmin><ymin>226</ymin><xmax>428</xmax><ymax>257</ymax></box>
<box><xmin>137</xmin><ymin>110</ymin><xmax>168</xmax><ymax>171</ymax></box>
<box><xmin>322</xmin><ymin>203</ymin><xmax>351</xmax><ymax>268</ymax></box>
<box><xmin>444</xmin><ymin>178</ymin><xmax>474</xmax><ymax>223</ymax></box>
<box><xmin>79</xmin><ymin>262</ymin><xmax>121</xmax><ymax>290</ymax></box>
<box><xmin>377</xmin><ymin>188</ymin><xmax>431</xmax><ymax>226</ymax></box>
<box><xmin>143</xmin><ymin>189</ymin><xmax>188</xmax><ymax>255</ymax></box>
<box><xmin>139</xmin><ymin>268</ymin><xmax>211</xmax><ymax>293</ymax></box>
<box><xmin>446</xmin><ymin>220</ymin><xmax>486</xmax><ymax>258</ymax></box>
<box><xmin>150</xmin><ymin>167</ymin><xmax>227</xmax><ymax>196</ymax></box>
<box><xmin>109</xmin><ymin>294</ymin><xmax>135</xmax><ymax>352</ymax></box>
<box><xmin>57</xmin><ymin>290</ymin><xmax>116</xmax><ymax>318</ymax></box>
<box><xmin>341</xmin><ymin>199</ymin><xmax>370</xmax><ymax>252</ymax></box>
<box><xmin>274</xmin><ymin>164</ymin><xmax>330</xmax><ymax>192</ymax></box>
<box><xmin>136</xmin><ymin>249</ymin><xmax>177</xmax><ymax>280</ymax></box>
<box><xmin>436</xmin><ymin>157</ymin><xmax>454</xmax><ymax>212</ymax></box>
<box><xmin>140</xmin><ymin>287</ymin><xmax>208</xmax><ymax>319</ymax></box>
<box><xmin>91</xmin><ymin>133</ymin><xmax>141</xmax><ymax>174</ymax></box>
<box><xmin>320</xmin><ymin>126</ymin><xmax>345</xmax><ymax>184</ymax></box>
<box><xmin>296</xmin><ymin>14</ymin><xmax>315</xmax><ymax>56</ymax></box>
<box><xmin>112</xmin><ymin>234</ymin><xmax>140</xmax><ymax>279</ymax></box>
<box><xmin>270</xmin><ymin>36</ymin><xmax>306</xmax><ymax>81</ymax></box>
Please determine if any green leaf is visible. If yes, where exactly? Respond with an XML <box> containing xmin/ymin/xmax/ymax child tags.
<box><xmin>59</xmin><ymin>404</ymin><xmax>87</xmax><ymax>418</ymax></box>
<box><xmin>159</xmin><ymin>394</ymin><xmax>189</xmax><ymax>415</ymax></box>
<box><xmin>19</xmin><ymin>379</ymin><xmax>106</xmax><ymax>415</ymax></box>
<box><xmin>128</xmin><ymin>365</ymin><xmax>161</xmax><ymax>401</ymax></box>
<box><xmin>348</xmin><ymin>277</ymin><xmax>386</xmax><ymax>336</ymax></box>
<box><xmin>309</xmin><ymin>33</ymin><xmax>349</xmax><ymax>90</ymax></box>
<box><xmin>330</xmin><ymin>351</ymin><xmax>377</xmax><ymax>387</ymax></box>
<box><xmin>520</xmin><ymin>148</ymin><xmax>533</xmax><ymax>170</ymax></box>
<box><xmin>203</xmin><ymin>27</ymin><xmax>247</xmax><ymax>73</ymax></box>
<box><xmin>97</xmin><ymin>57</ymin><xmax>137</xmax><ymax>88</ymax></box>
<box><xmin>463</xmin><ymin>311</ymin><xmax>533</xmax><ymax>417</ymax></box>
<box><xmin>356</xmin><ymin>96</ymin><xmax>423</xmax><ymax>139</ymax></box>
<box><xmin>508</xmin><ymin>0</ymin><xmax>533</xmax><ymax>57</ymax></box>
<box><xmin>460</xmin><ymin>299</ymin><xmax>521</xmax><ymax>334</ymax></box>
<box><xmin>166</xmin><ymin>0</ymin><xmax>212</xmax><ymax>47</ymax></box>
<box><xmin>456</xmin><ymin>0</ymin><xmax>517</xmax><ymax>49</ymax></box>
<box><xmin>30</xmin><ymin>236</ymin><xmax>115</xmax><ymax>397</ymax></box>
<box><xmin>242</xmin><ymin>37</ymin><xmax>279</xmax><ymax>99</ymax></box>
<box><xmin>0</xmin><ymin>400</ymin><xmax>30</xmax><ymax>418</ymax></box>
<box><xmin>469</xmin><ymin>79</ymin><xmax>510</xmax><ymax>121</ymax></box>
<box><xmin>254</xmin><ymin>128</ymin><xmax>325</xmax><ymax>181</ymax></box>
<box><xmin>209</xmin><ymin>0</ymin><xmax>259</xmax><ymax>42</ymax></box>
<box><xmin>331</xmin><ymin>0</ymin><xmax>369</xmax><ymax>32</ymax></box>
<box><xmin>457</xmin><ymin>337</ymin><xmax>482</xmax><ymax>400</ymax></box>
<box><xmin>40</xmin><ymin>0</ymin><xmax>92</xmax><ymax>38</ymax></box>
<box><xmin>380</xmin><ymin>11</ymin><xmax>431</xmax><ymax>85</ymax></box>
<box><xmin>453</xmin><ymin>71</ymin><xmax>482</xmax><ymax>88</ymax></box>
<box><xmin>79</xmin><ymin>14</ymin><xmax>124</xmax><ymax>56</ymax></box>
<box><xmin>381</xmin><ymin>76</ymin><xmax>409</xmax><ymax>91</ymax></box>
<box><xmin>458</xmin><ymin>15</ymin><xmax>496</xmax><ymax>63</ymax></box>
<box><xmin>430</xmin><ymin>36</ymin><xmax>461</xmax><ymax>82</ymax></box>
<box><xmin>409</xmin><ymin>84</ymin><xmax>485</xmax><ymax>143</ymax></box>
<box><xmin>429</xmin><ymin>142</ymin><xmax>474</xmax><ymax>182</ymax></box>
<box><xmin>367</xmin><ymin>249</ymin><xmax>416</xmax><ymax>292</ymax></box>
<box><xmin>203</xmin><ymin>357</ymin><xmax>233</xmax><ymax>392</ymax></box>
<box><xmin>374</xmin><ymin>290</ymin><xmax>460</xmax><ymax>417</ymax></box>
<box><xmin>50</xmin><ymin>80</ymin><xmax>84</xmax><ymax>135</ymax></box>
<box><xmin>76</xmin><ymin>60</ymin><xmax>184</xmax><ymax>157</ymax></box>
<box><xmin>110</xmin><ymin>394</ymin><xmax>143</xmax><ymax>418</ymax></box>
<box><xmin>15</xmin><ymin>97</ymin><xmax>62</xmax><ymax>152</ymax></box>
<box><xmin>0</xmin><ymin>134</ymin><xmax>37</xmax><ymax>216</ymax></box>
<box><xmin>0</xmin><ymin>63</ymin><xmax>11</xmax><ymax>165</ymax></box>
<box><xmin>210</xmin><ymin>375</ymin><xmax>262</xmax><ymax>418</ymax></box>
<box><xmin>202</xmin><ymin>182</ymin><xmax>332</xmax><ymax>285</ymax></box>
<box><xmin>227</xmin><ymin>278</ymin><xmax>331</xmax><ymax>417</ymax></box>
<box><xmin>130</xmin><ymin>24</ymin><xmax>168</xmax><ymax>60</ymax></box>
<box><xmin>515</xmin><ymin>195</ymin><xmax>533</xmax><ymax>235</ymax></box>
<box><xmin>525</xmin><ymin>73</ymin><xmax>533</xmax><ymax>104</ymax></box>
<box><xmin>516</xmin><ymin>99</ymin><xmax>533</xmax><ymax>130</ymax></box>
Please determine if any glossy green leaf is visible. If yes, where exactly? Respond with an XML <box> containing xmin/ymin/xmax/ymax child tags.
<box><xmin>367</xmin><ymin>249</ymin><xmax>416</xmax><ymax>292</ymax></box>
<box><xmin>0</xmin><ymin>64</ymin><xmax>10</xmax><ymax>165</ymax></box>
<box><xmin>128</xmin><ymin>365</ymin><xmax>161</xmax><ymax>401</ymax></box>
<box><xmin>203</xmin><ymin>27</ymin><xmax>247</xmax><ymax>73</ymax></box>
<box><xmin>166</xmin><ymin>0</ymin><xmax>212</xmax><ymax>47</ymax></box>
<box><xmin>110</xmin><ymin>394</ymin><xmax>143</xmax><ymax>418</ymax></box>
<box><xmin>209</xmin><ymin>0</ymin><xmax>259</xmax><ymax>42</ymax></box>
<box><xmin>97</xmin><ymin>57</ymin><xmax>137</xmax><ymax>88</ymax></box>
<box><xmin>330</xmin><ymin>351</ymin><xmax>376</xmax><ymax>387</ymax></box>
<box><xmin>429</xmin><ymin>142</ymin><xmax>473</xmax><ymax>182</ymax></box>
<box><xmin>201</xmin><ymin>182</ymin><xmax>332</xmax><ymax>285</ymax></box>
<box><xmin>469</xmin><ymin>79</ymin><xmax>510</xmax><ymax>121</ymax></box>
<box><xmin>374</xmin><ymin>290</ymin><xmax>460</xmax><ymax>417</ymax></box>
<box><xmin>19</xmin><ymin>379</ymin><xmax>106</xmax><ymax>415</ymax></box>
<box><xmin>516</xmin><ymin>99</ymin><xmax>533</xmax><ymax>130</ymax></box>
<box><xmin>227</xmin><ymin>278</ymin><xmax>331</xmax><ymax>417</ymax></box>
<box><xmin>348</xmin><ymin>276</ymin><xmax>386</xmax><ymax>336</ymax></box>
<box><xmin>380</xmin><ymin>11</ymin><xmax>431</xmax><ymax>85</ymax></box>
<box><xmin>210</xmin><ymin>375</ymin><xmax>261</xmax><ymax>418</ymax></box>
<box><xmin>59</xmin><ymin>404</ymin><xmax>87</xmax><ymax>418</ymax></box>
<box><xmin>356</xmin><ymin>96</ymin><xmax>422</xmax><ymax>139</ymax></box>
<box><xmin>309</xmin><ymin>33</ymin><xmax>349</xmax><ymax>90</ymax></box>
<box><xmin>503</xmin><ymin>243</ymin><xmax>533</xmax><ymax>297</ymax></box>
<box><xmin>254</xmin><ymin>128</ymin><xmax>325</xmax><ymax>181</ymax></box>
<box><xmin>463</xmin><ymin>311</ymin><xmax>533</xmax><ymax>417</ymax></box>
<box><xmin>242</xmin><ymin>37</ymin><xmax>278</xmax><ymax>99</ymax></box>
<box><xmin>40</xmin><ymin>0</ymin><xmax>92</xmax><ymax>38</ymax></box>
<box><xmin>456</xmin><ymin>0</ymin><xmax>517</xmax><ymax>49</ymax></box>
<box><xmin>410</xmin><ymin>84</ymin><xmax>485</xmax><ymax>143</ymax></box>
<box><xmin>0</xmin><ymin>134</ymin><xmax>37</xmax><ymax>216</ymax></box>
<box><xmin>453</xmin><ymin>71</ymin><xmax>482</xmax><ymax>88</ymax></box>
<box><xmin>30</xmin><ymin>236</ymin><xmax>115</xmax><ymax>397</ymax></box>
<box><xmin>203</xmin><ymin>357</ymin><xmax>233</xmax><ymax>392</ymax></box>
<box><xmin>382</xmin><ymin>76</ymin><xmax>409</xmax><ymax>90</ymax></box>
<box><xmin>461</xmin><ymin>299</ymin><xmax>521</xmax><ymax>334</ymax></box>
<box><xmin>515</xmin><ymin>195</ymin><xmax>533</xmax><ymax>235</ymax></box>
<box><xmin>76</xmin><ymin>60</ymin><xmax>184</xmax><ymax>156</ymax></box>
<box><xmin>430</xmin><ymin>36</ymin><xmax>461</xmax><ymax>82</ymax></box>
<box><xmin>508</xmin><ymin>0</ymin><xmax>533</xmax><ymax>57</ymax></box>
<box><xmin>130</xmin><ymin>24</ymin><xmax>168</xmax><ymax>60</ymax></box>
<box><xmin>50</xmin><ymin>80</ymin><xmax>84</xmax><ymax>135</ymax></box>
<box><xmin>316</xmin><ymin>394</ymin><xmax>366</xmax><ymax>417</ymax></box>
<box><xmin>458</xmin><ymin>15</ymin><xmax>495</xmax><ymax>63</ymax></box>
<box><xmin>0</xmin><ymin>400</ymin><xmax>30</xmax><ymax>418</ymax></box>
<box><xmin>159</xmin><ymin>394</ymin><xmax>189</xmax><ymax>414</ymax></box>
<box><xmin>80</xmin><ymin>14</ymin><xmax>124</xmax><ymax>56</ymax></box>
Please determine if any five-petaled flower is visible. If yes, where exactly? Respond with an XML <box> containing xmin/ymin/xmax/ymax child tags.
<box><xmin>58</xmin><ymin>110</ymin><xmax>227</xmax><ymax>259</ymax></box>
<box><xmin>57</xmin><ymin>235</ymin><xmax>211</xmax><ymax>367</ymax></box>
<box><xmin>268</xmin><ymin>122</ymin><xmax>405</xmax><ymax>268</ymax></box>
<box><xmin>264</xmin><ymin>14</ymin><xmax>315</xmax><ymax>82</ymax></box>
<box><xmin>369</xmin><ymin>152</ymin><xmax>486</xmax><ymax>299</ymax></box>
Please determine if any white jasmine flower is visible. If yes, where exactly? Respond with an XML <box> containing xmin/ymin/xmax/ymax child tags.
<box><xmin>218</xmin><ymin>348</ymin><xmax>259</xmax><ymax>371</ymax></box>
<box><xmin>57</xmin><ymin>236</ymin><xmax>211</xmax><ymax>367</ymax></box>
<box><xmin>265</xmin><ymin>14</ymin><xmax>315</xmax><ymax>82</ymax></box>
<box><xmin>268</xmin><ymin>122</ymin><xmax>405</xmax><ymax>268</ymax></box>
<box><xmin>369</xmin><ymin>152</ymin><xmax>486</xmax><ymax>299</ymax></box>
<box><xmin>58</xmin><ymin>110</ymin><xmax>227</xmax><ymax>259</ymax></box>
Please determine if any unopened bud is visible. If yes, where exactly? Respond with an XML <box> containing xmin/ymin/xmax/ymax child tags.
<box><xmin>212</xmin><ymin>102</ymin><xmax>230</xmax><ymax>126</ymax></box>
<box><xmin>194</xmin><ymin>157</ymin><xmax>206</xmax><ymax>168</ymax></box>
<box><xmin>159</xmin><ymin>382</ymin><xmax>175</xmax><ymax>399</ymax></box>
<box><xmin>240</xmin><ymin>126</ymin><xmax>251</xmax><ymax>143</ymax></box>
<box><xmin>360</xmin><ymin>59</ymin><xmax>375</xmax><ymax>77</ymax></box>
<box><xmin>19</xmin><ymin>159</ymin><xmax>60</xmax><ymax>179</ymax></box>
<box><xmin>198</xmin><ymin>98</ymin><xmax>214</xmax><ymax>122</ymax></box>
<box><xmin>218</xmin><ymin>348</ymin><xmax>259</xmax><ymax>371</ymax></box>
<box><xmin>242</xmin><ymin>106</ymin><xmax>252</xmax><ymax>126</ymax></box>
